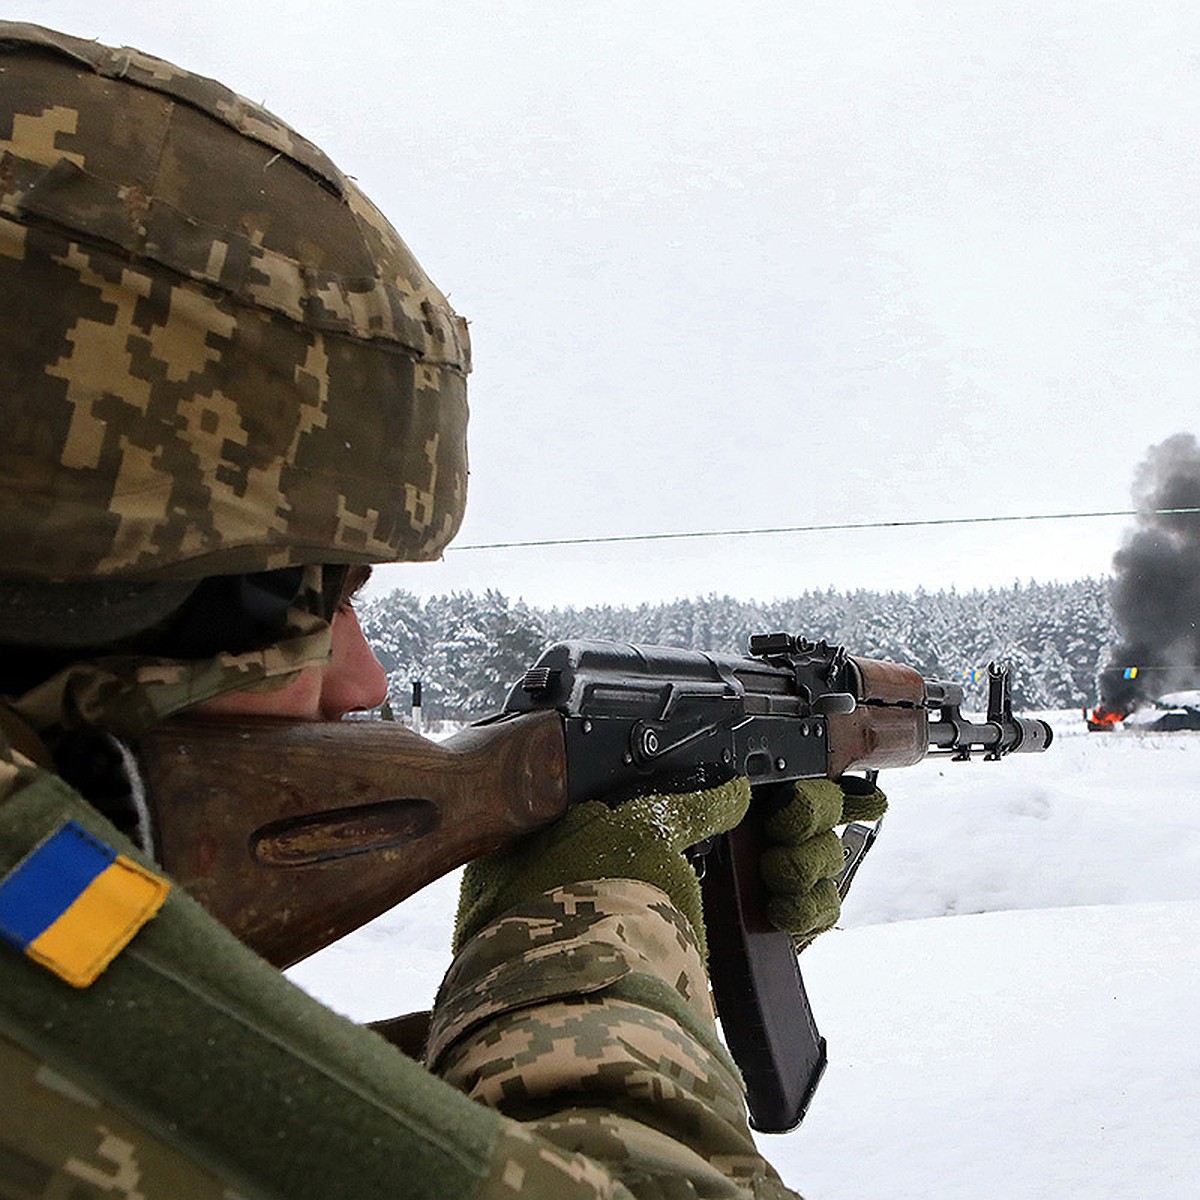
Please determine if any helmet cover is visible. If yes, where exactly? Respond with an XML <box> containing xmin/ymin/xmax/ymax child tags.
<box><xmin>0</xmin><ymin>22</ymin><xmax>470</xmax><ymax>583</ymax></box>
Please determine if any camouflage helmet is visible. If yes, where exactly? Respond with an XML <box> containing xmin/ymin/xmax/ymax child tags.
<box><xmin>0</xmin><ymin>22</ymin><xmax>470</xmax><ymax>585</ymax></box>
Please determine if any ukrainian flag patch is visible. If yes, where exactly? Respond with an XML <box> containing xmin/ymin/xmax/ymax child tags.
<box><xmin>0</xmin><ymin>821</ymin><xmax>169</xmax><ymax>987</ymax></box>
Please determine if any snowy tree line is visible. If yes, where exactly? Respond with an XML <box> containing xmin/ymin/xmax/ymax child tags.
<box><xmin>358</xmin><ymin>578</ymin><xmax>1116</xmax><ymax>722</ymax></box>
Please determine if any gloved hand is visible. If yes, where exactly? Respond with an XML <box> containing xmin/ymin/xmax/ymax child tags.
<box><xmin>759</xmin><ymin>775</ymin><xmax>887</xmax><ymax>944</ymax></box>
<box><xmin>453</xmin><ymin>775</ymin><xmax>751</xmax><ymax>958</ymax></box>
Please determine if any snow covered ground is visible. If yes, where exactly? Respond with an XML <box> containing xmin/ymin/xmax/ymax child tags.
<box><xmin>288</xmin><ymin>713</ymin><xmax>1200</xmax><ymax>1199</ymax></box>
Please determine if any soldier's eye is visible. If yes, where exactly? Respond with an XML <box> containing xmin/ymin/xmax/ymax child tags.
<box><xmin>337</xmin><ymin>565</ymin><xmax>373</xmax><ymax>614</ymax></box>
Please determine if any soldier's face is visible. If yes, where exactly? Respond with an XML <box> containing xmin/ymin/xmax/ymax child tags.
<box><xmin>190</xmin><ymin>607</ymin><xmax>388</xmax><ymax>721</ymax></box>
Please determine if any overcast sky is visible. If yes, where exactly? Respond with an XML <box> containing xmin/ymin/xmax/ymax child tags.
<box><xmin>24</xmin><ymin>1</ymin><xmax>1200</xmax><ymax>606</ymax></box>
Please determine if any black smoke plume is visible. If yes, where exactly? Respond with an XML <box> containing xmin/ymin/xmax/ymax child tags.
<box><xmin>1100</xmin><ymin>433</ymin><xmax>1200</xmax><ymax>711</ymax></box>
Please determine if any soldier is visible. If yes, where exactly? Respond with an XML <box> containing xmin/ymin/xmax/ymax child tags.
<box><xmin>0</xmin><ymin>23</ymin><xmax>876</xmax><ymax>1198</ymax></box>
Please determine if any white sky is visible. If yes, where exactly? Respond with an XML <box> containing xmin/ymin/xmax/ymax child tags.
<box><xmin>23</xmin><ymin>1</ymin><xmax>1200</xmax><ymax>606</ymax></box>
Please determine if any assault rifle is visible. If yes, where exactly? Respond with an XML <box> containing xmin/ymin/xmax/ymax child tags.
<box><xmin>136</xmin><ymin>634</ymin><xmax>1052</xmax><ymax>1133</ymax></box>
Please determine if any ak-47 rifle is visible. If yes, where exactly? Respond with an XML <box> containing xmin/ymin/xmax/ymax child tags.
<box><xmin>134</xmin><ymin>634</ymin><xmax>1052</xmax><ymax>1134</ymax></box>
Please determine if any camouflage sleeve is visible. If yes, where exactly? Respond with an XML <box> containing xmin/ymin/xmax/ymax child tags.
<box><xmin>426</xmin><ymin>880</ymin><xmax>802</xmax><ymax>1200</ymax></box>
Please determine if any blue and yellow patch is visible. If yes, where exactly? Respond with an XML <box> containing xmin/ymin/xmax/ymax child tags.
<box><xmin>0</xmin><ymin>821</ymin><xmax>169</xmax><ymax>986</ymax></box>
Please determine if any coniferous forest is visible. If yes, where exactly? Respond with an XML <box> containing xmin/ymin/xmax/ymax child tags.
<box><xmin>359</xmin><ymin>578</ymin><xmax>1115</xmax><ymax>722</ymax></box>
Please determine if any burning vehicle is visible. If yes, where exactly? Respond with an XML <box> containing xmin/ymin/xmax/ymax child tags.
<box><xmin>1085</xmin><ymin>703</ymin><xmax>1128</xmax><ymax>731</ymax></box>
<box><xmin>1088</xmin><ymin>433</ymin><xmax>1200</xmax><ymax>734</ymax></box>
<box><xmin>1124</xmin><ymin>690</ymin><xmax>1200</xmax><ymax>732</ymax></box>
<box><xmin>1086</xmin><ymin>691</ymin><xmax>1200</xmax><ymax>733</ymax></box>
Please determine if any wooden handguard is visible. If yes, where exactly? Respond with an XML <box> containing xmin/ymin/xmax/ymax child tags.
<box><xmin>135</xmin><ymin>710</ymin><xmax>569</xmax><ymax>968</ymax></box>
<box><xmin>826</xmin><ymin>656</ymin><xmax>929</xmax><ymax>778</ymax></box>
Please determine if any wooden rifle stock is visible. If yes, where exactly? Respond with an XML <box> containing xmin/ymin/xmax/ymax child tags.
<box><xmin>136</xmin><ymin>710</ymin><xmax>569</xmax><ymax>968</ymax></box>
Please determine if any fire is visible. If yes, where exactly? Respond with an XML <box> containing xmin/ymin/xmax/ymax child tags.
<box><xmin>1085</xmin><ymin>705</ymin><xmax>1127</xmax><ymax>731</ymax></box>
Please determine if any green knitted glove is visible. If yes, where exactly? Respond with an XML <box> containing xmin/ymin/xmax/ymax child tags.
<box><xmin>760</xmin><ymin>776</ymin><xmax>887</xmax><ymax>943</ymax></box>
<box><xmin>453</xmin><ymin>776</ymin><xmax>751</xmax><ymax>958</ymax></box>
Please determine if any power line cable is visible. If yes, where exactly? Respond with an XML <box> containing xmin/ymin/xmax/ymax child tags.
<box><xmin>451</xmin><ymin>506</ymin><xmax>1200</xmax><ymax>552</ymax></box>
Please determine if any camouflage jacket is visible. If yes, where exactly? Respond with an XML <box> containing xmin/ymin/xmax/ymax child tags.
<box><xmin>0</xmin><ymin>730</ymin><xmax>801</xmax><ymax>1199</ymax></box>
